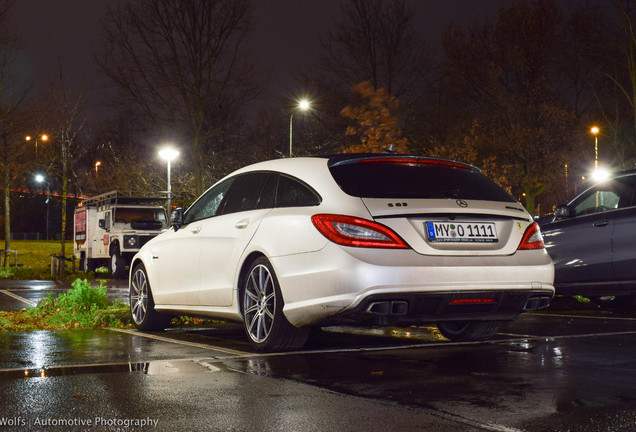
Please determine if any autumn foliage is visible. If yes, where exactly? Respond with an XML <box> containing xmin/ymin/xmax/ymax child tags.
<box><xmin>340</xmin><ymin>81</ymin><xmax>409</xmax><ymax>153</ymax></box>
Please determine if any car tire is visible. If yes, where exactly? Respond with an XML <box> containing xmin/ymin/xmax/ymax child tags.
<box><xmin>110</xmin><ymin>249</ymin><xmax>127</xmax><ymax>279</ymax></box>
<box><xmin>437</xmin><ymin>321</ymin><xmax>500</xmax><ymax>342</ymax></box>
<box><xmin>82</xmin><ymin>255</ymin><xmax>97</xmax><ymax>273</ymax></box>
<box><xmin>242</xmin><ymin>257</ymin><xmax>310</xmax><ymax>352</ymax></box>
<box><xmin>589</xmin><ymin>295</ymin><xmax>635</xmax><ymax>309</ymax></box>
<box><xmin>130</xmin><ymin>263</ymin><xmax>172</xmax><ymax>331</ymax></box>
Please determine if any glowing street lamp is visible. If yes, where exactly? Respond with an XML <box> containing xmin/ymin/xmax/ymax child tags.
<box><xmin>159</xmin><ymin>147</ymin><xmax>179</xmax><ymax>213</ymax></box>
<box><xmin>95</xmin><ymin>161</ymin><xmax>102</xmax><ymax>179</ymax></box>
<box><xmin>26</xmin><ymin>134</ymin><xmax>49</xmax><ymax>156</ymax></box>
<box><xmin>289</xmin><ymin>99</ymin><xmax>311</xmax><ymax>157</ymax></box>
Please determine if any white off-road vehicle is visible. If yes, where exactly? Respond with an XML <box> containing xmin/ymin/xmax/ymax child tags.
<box><xmin>74</xmin><ymin>191</ymin><xmax>167</xmax><ymax>278</ymax></box>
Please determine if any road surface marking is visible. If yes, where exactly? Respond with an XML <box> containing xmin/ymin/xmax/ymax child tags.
<box><xmin>0</xmin><ymin>290</ymin><xmax>36</xmax><ymax>306</ymax></box>
<box><xmin>107</xmin><ymin>328</ymin><xmax>248</xmax><ymax>356</ymax></box>
<box><xmin>531</xmin><ymin>312</ymin><xmax>636</xmax><ymax>321</ymax></box>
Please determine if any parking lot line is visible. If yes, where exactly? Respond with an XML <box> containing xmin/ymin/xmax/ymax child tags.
<box><xmin>532</xmin><ymin>312</ymin><xmax>636</xmax><ymax>321</ymax></box>
<box><xmin>0</xmin><ymin>290</ymin><xmax>36</xmax><ymax>307</ymax></box>
<box><xmin>109</xmin><ymin>324</ymin><xmax>636</xmax><ymax>364</ymax></box>
<box><xmin>107</xmin><ymin>328</ymin><xmax>248</xmax><ymax>356</ymax></box>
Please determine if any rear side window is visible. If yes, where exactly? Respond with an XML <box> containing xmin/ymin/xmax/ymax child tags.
<box><xmin>254</xmin><ymin>173</ymin><xmax>321</xmax><ymax>208</ymax></box>
<box><xmin>328</xmin><ymin>158</ymin><xmax>515</xmax><ymax>202</ymax></box>
<box><xmin>277</xmin><ymin>175</ymin><xmax>321</xmax><ymax>207</ymax></box>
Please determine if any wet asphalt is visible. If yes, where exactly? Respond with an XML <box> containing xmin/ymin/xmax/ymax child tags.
<box><xmin>1</xmin><ymin>280</ymin><xmax>636</xmax><ymax>431</ymax></box>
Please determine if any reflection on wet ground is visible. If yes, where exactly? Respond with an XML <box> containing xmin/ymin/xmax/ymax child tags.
<box><xmin>0</xmin><ymin>329</ymin><xmax>232</xmax><ymax>371</ymax></box>
<box><xmin>2</xmin><ymin>285</ymin><xmax>636</xmax><ymax>431</ymax></box>
<box><xmin>3</xmin><ymin>358</ymin><xmax>230</xmax><ymax>381</ymax></box>
<box><xmin>0</xmin><ymin>314</ymin><xmax>634</xmax><ymax>432</ymax></box>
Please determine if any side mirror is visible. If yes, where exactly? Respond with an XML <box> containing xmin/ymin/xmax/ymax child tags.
<box><xmin>98</xmin><ymin>219</ymin><xmax>106</xmax><ymax>229</ymax></box>
<box><xmin>554</xmin><ymin>205</ymin><xmax>572</xmax><ymax>220</ymax></box>
<box><xmin>170</xmin><ymin>208</ymin><xmax>184</xmax><ymax>230</ymax></box>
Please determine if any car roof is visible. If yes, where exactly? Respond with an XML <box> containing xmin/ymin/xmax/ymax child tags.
<box><xmin>231</xmin><ymin>154</ymin><xmax>478</xmax><ymax>175</ymax></box>
<box><xmin>612</xmin><ymin>169</ymin><xmax>636</xmax><ymax>178</ymax></box>
<box><xmin>218</xmin><ymin>157</ymin><xmax>343</xmax><ymax>199</ymax></box>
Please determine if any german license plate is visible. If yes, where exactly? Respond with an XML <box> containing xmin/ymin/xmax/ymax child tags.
<box><xmin>426</xmin><ymin>222</ymin><xmax>498</xmax><ymax>243</ymax></box>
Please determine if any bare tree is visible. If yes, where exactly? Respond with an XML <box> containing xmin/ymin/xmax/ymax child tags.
<box><xmin>296</xmin><ymin>0</ymin><xmax>434</xmax><ymax>154</ymax></box>
<box><xmin>572</xmin><ymin>0</ymin><xmax>636</xmax><ymax>169</ymax></box>
<box><xmin>98</xmin><ymin>0</ymin><xmax>259</xmax><ymax>196</ymax></box>
<box><xmin>321</xmin><ymin>0</ymin><xmax>431</xmax><ymax>102</ymax></box>
<box><xmin>0</xmin><ymin>0</ymin><xmax>31</xmax><ymax>265</ymax></box>
<box><xmin>441</xmin><ymin>0</ymin><xmax>578</xmax><ymax>215</ymax></box>
<box><xmin>36</xmin><ymin>77</ymin><xmax>89</xmax><ymax>269</ymax></box>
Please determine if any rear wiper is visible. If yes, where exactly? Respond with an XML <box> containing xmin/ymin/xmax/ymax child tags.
<box><xmin>426</xmin><ymin>189</ymin><xmax>461</xmax><ymax>198</ymax></box>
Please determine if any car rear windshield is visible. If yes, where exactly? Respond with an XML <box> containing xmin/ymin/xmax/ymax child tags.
<box><xmin>328</xmin><ymin>157</ymin><xmax>516</xmax><ymax>202</ymax></box>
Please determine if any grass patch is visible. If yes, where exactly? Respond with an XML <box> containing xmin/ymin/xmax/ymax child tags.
<box><xmin>5</xmin><ymin>240</ymin><xmax>61</xmax><ymax>268</ymax></box>
<box><xmin>0</xmin><ymin>277</ymin><xmax>221</xmax><ymax>331</ymax></box>
<box><xmin>0</xmin><ymin>240</ymin><xmax>100</xmax><ymax>280</ymax></box>
<box><xmin>0</xmin><ymin>279</ymin><xmax>131</xmax><ymax>331</ymax></box>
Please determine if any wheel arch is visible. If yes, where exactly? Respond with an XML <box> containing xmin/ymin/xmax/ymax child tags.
<box><xmin>129</xmin><ymin>256</ymin><xmax>145</xmax><ymax>277</ymax></box>
<box><xmin>109</xmin><ymin>240</ymin><xmax>120</xmax><ymax>255</ymax></box>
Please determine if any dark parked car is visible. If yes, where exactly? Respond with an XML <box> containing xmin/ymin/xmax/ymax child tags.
<box><xmin>540</xmin><ymin>170</ymin><xmax>636</xmax><ymax>306</ymax></box>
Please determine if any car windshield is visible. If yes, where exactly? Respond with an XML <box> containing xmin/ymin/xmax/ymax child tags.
<box><xmin>328</xmin><ymin>156</ymin><xmax>516</xmax><ymax>202</ymax></box>
<box><xmin>114</xmin><ymin>207</ymin><xmax>167</xmax><ymax>228</ymax></box>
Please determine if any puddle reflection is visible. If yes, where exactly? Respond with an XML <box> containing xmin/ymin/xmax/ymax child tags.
<box><xmin>2</xmin><ymin>359</ymin><xmax>226</xmax><ymax>381</ymax></box>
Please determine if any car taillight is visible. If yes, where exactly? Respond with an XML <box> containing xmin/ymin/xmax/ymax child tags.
<box><xmin>357</xmin><ymin>157</ymin><xmax>472</xmax><ymax>170</ymax></box>
<box><xmin>311</xmin><ymin>214</ymin><xmax>409</xmax><ymax>249</ymax></box>
<box><xmin>518</xmin><ymin>222</ymin><xmax>545</xmax><ymax>250</ymax></box>
<box><xmin>449</xmin><ymin>298</ymin><xmax>498</xmax><ymax>304</ymax></box>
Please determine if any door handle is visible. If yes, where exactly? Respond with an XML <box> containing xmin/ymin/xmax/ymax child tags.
<box><xmin>235</xmin><ymin>219</ymin><xmax>249</xmax><ymax>229</ymax></box>
<box><xmin>190</xmin><ymin>226</ymin><xmax>202</xmax><ymax>234</ymax></box>
<box><xmin>593</xmin><ymin>220</ymin><xmax>609</xmax><ymax>227</ymax></box>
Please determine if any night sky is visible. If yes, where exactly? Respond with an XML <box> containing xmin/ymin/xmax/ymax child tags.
<box><xmin>13</xmin><ymin>0</ymin><xmax>501</xmax><ymax>114</ymax></box>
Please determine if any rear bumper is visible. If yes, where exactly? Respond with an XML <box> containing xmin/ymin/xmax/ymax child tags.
<box><xmin>328</xmin><ymin>289</ymin><xmax>554</xmax><ymax>326</ymax></box>
<box><xmin>271</xmin><ymin>243</ymin><xmax>554</xmax><ymax>327</ymax></box>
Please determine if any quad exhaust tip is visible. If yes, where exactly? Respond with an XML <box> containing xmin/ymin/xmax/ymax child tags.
<box><xmin>366</xmin><ymin>301</ymin><xmax>408</xmax><ymax>316</ymax></box>
<box><xmin>524</xmin><ymin>296</ymin><xmax>552</xmax><ymax>311</ymax></box>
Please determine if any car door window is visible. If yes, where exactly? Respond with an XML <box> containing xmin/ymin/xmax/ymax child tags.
<box><xmin>255</xmin><ymin>173</ymin><xmax>278</xmax><ymax>209</ymax></box>
<box><xmin>221</xmin><ymin>172</ymin><xmax>272</xmax><ymax>215</ymax></box>
<box><xmin>618</xmin><ymin>175</ymin><xmax>636</xmax><ymax>207</ymax></box>
<box><xmin>572</xmin><ymin>179</ymin><xmax>632</xmax><ymax>217</ymax></box>
<box><xmin>184</xmin><ymin>178</ymin><xmax>234</xmax><ymax>224</ymax></box>
<box><xmin>276</xmin><ymin>175</ymin><xmax>321</xmax><ymax>207</ymax></box>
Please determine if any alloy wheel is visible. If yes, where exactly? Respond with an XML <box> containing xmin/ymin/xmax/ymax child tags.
<box><xmin>244</xmin><ymin>264</ymin><xmax>276</xmax><ymax>343</ymax></box>
<box><xmin>130</xmin><ymin>268</ymin><xmax>148</xmax><ymax>325</ymax></box>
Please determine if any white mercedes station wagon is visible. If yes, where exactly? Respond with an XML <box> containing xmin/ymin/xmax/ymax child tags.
<box><xmin>129</xmin><ymin>155</ymin><xmax>554</xmax><ymax>351</ymax></box>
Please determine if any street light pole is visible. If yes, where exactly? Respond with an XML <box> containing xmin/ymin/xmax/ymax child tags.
<box><xmin>167</xmin><ymin>158</ymin><xmax>172</xmax><ymax>212</ymax></box>
<box><xmin>591</xmin><ymin>126</ymin><xmax>599</xmax><ymax>171</ymax></box>
<box><xmin>289</xmin><ymin>112</ymin><xmax>294</xmax><ymax>158</ymax></box>
<box><xmin>289</xmin><ymin>99</ymin><xmax>311</xmax><ymax>157</ymax></box>
<box><xmin>159</xmin><ymin>147</ymin><xmax>179</xmax><ymax>215</ymax></box>
<box><xmin>45</xmin><ymin>184</ymin><xmax>49</xmax><ymax>241</ymax></box>
<box><xmin>35</xmin><ymin>174</ymin><xmax>49</xmax><ymax>241</ymax></box>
